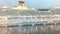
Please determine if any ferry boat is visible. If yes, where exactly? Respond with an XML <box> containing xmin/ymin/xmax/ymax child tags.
<box><xmin>0</xmin><ymin>1</ymin><xmax>60</xmax><ymax>26</ymax></box>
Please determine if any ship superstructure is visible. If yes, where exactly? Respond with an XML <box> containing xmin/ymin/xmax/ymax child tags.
<box><xmin>0</xmin><ymin>1</ymin><xmax>60</xmax><ymax>26</ymax></box>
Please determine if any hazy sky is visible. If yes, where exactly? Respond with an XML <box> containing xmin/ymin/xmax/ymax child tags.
<box><xmin>0</xmin><ymin>0</ymin><xmax>60</xmax><ymax>9</ymax></box>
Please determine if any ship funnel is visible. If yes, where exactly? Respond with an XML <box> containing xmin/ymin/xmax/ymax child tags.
<box><xmin>19</xmin><ymin>1</ymin><xmax>25</xmax><ymax>8</ymax></box>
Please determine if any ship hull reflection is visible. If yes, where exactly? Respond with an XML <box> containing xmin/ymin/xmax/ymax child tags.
<box><xmin>0</xmin><ymin>25</ymin><xmax>60</xmax><ymax>34</ymax></box>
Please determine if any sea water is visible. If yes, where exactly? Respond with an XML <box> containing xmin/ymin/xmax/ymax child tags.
<box><xmin>0</xmin><ymin>25</ymin><xmax>60</xmax><ymax>34</ymax></box>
